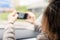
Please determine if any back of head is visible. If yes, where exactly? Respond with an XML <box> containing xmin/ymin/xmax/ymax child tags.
<box><xmin>42</xmin><ymin>0</ymin><xmax>60</xmax><ymax>40</ymax></box>
<box><xmin>49</xmin><ymin>0</ymin><xmax>60</xmax><ymax>3</ymax></box>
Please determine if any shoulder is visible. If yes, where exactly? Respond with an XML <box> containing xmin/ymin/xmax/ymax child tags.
<box><xmin>37</xmin><ymin>32</ymin><xmax>49</xmax><ymax>40</ymax></box>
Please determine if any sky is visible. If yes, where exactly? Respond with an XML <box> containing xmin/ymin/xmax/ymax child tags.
<box><xmin>19</xmin><ymin>0</ymin><xmax>46</xmax><ymax>6</ymax></box>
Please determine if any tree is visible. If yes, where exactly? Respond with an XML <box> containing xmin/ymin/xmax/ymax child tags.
<box><xmin>15</xmin><ymin>6</ymin><xmax>28</xmax><ymax>12</ymax></box>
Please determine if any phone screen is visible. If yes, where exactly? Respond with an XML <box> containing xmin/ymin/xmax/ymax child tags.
<box><xmin>17</xmin><ymin>12</ymin><xmax>28</xmax><ymax>19</ymax></box>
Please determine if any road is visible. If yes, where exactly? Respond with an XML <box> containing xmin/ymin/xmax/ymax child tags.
<box><xmin>0</xmin><ymin>21</ymin><xmax>34</xmax><ymax>30</ymax></box>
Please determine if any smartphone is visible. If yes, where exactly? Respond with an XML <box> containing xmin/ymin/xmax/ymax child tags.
<box><xmin>17</xmin><ymin>12</ymin><xmax>28</xmax><ymax>19</ymax></box>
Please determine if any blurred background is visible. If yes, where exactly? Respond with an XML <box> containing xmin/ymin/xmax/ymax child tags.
<box><xmin>0</xmin><ymin>0</ymin><xmax>48</xmax><ymax>21</ymax></box>
<box><xmin>0</xmin><ymin>0</ymin><xmax>49</xmax><ymax>40</ymax></box>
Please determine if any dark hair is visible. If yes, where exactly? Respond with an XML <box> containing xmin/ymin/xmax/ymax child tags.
<box><xmin>42</xmin><ymin>0</ymin><xmax>60</xmax><ymax>40</ymax></box>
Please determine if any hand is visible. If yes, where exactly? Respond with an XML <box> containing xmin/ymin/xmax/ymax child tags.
<box><xmin>8</xmin><ymin>10</ymin><xmax>18</xmax><ymax>24</ymax></box>
<box><xmin>25</xmin><ymin>12</ymin><xmax>36</xmax><ymax>24</ymax></box>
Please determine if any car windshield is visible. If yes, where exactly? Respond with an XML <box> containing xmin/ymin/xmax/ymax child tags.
<box><xmin>0</xmin><ymin>0</ymin><xmax>48</xmax><ymax>40</ymax></box>
<box><xmin>0</xmin><ymin>0</ymin><xmax>48</xmax><ymax>29</ymax></box>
